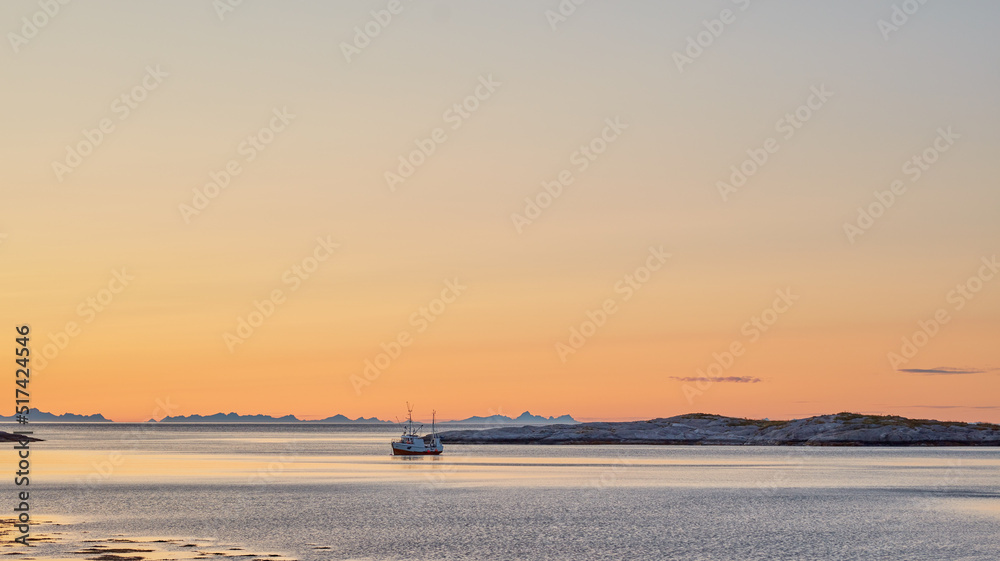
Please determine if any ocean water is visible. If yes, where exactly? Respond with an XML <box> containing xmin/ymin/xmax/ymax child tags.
<box><xmin>11</xmin><ymin>423</ymin><xmax>1000</xmax><ymax>560</ymax></box>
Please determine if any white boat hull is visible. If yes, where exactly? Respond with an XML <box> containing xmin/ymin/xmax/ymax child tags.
<box><xmin>391</xmin><ymin>436</ymin><xmax>443</xmax><ymax>455</ymax></box>
<box><xmin>391</xmin><ymin>442</ymin><xmax>443</xmax><ymax>455</ymax></box>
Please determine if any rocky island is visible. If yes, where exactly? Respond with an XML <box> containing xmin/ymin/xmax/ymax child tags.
<box><xmin>0</xmin><ymin>431</ymin><xmax>42</xmax><ymax>442</ymax></box>
<box><xmin>438</xmin><ymin>413</ymin><xmax>1000</xmax><ymax>446</ymax></box>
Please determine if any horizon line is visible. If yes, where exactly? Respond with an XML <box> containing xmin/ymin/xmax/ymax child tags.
<box><xmin>9</xmin><ymin>408</ymin><xmax>1000</xmax><ymax>425</ymax></box>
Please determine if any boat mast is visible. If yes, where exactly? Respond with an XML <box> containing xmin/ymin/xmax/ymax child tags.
<box><xmin>432</xmin><ymin>409</ymin><xmax>436</xmax><ymax>436</ymax></box>
<box><xmin>406</xmin><ymin>402</ymin><xmax>412</xmax><ymax>434</ymax></box>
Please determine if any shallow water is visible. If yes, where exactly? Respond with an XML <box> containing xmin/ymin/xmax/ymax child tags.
<box><xmin>16</xmin><ymin>424</ymin><xmax>1000</xmax><ymax>560</ymax></box>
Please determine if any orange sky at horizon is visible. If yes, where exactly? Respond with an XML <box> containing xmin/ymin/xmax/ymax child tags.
<box><xmin>3</xmin><ymin>1</ymin><xmax>999</xmax><ymax>424</ymax></box>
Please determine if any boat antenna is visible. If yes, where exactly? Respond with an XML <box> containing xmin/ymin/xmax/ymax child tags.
<box><xmin>432</xmin><ymin>409</ymin><xmax>436</xmax><ymax>435</ymax></box>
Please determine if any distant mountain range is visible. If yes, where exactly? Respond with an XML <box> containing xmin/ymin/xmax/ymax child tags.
<box><xmin>438</xmin><ymin>411</ymin><xmax>578</xmax><ymax>425</ymax></box>
<box><xmin>0</xmin><ymin>409</ymin><xmax>387</xmax><ymax>424</ymax></box>
<box><xmin>0</xmin><ymin>408</ymin><xmax>111</xmax><ymax>422</ymax></box>
<box><xmin>0</xmin><ymin>408</ymin><xmax>577</xmax><ymax>425</ymax></box>
<box><xmin>153</xmin><ymin>413</ymin><xmax>390</xmax><ymax>423</ymax></box>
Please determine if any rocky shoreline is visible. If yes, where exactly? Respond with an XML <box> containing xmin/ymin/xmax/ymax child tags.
<box><xmin>438</xmin><ymin>413</ymin><xmax>1000</xmax><ymax>446</ymax></box>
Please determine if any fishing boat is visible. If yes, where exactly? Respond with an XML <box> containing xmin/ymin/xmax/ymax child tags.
<box><xmin>391</xmin><ymin>404</ymin><xmax>443</xmax><ymax>456</ymax></box>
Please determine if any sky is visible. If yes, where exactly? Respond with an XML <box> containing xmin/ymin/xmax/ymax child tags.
<box><xmin>2</xmin><ymin>0</ymin><xmax>999</xmax><ymax>423</ymax></box>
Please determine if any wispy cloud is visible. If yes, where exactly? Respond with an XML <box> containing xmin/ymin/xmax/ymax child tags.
<box><xmin>897</xmin><ymin>366</ymin><xmax>997</xmax><ymax>375</ymax></box>
<box><xmin>670</xmin><ymin>376</ymin><xmax>762</xmax><ymax>384</ymax></box>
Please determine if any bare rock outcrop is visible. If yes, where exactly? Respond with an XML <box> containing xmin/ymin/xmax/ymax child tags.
<box><xmin>438</xmin><ymin>413</ymin><xmax>1000</xmax><ymax>446</ymax></box>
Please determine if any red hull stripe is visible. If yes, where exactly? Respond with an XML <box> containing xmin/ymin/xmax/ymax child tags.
<box><xmin>392</xmin><ymin>449</ymin><xmax>443</xmax><ymax>455</ymax></box>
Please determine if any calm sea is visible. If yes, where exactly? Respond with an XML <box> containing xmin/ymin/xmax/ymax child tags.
<box><xmin>11</xmin><ymin>423</ymin><xmax>1000</xmax><ymax>560</ymax></box>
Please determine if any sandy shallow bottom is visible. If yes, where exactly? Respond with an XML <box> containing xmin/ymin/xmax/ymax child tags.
<box><xmin>0</xmin><ymin>518</ymin><xmax>301</xmax><ymax>561</ymax></box>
